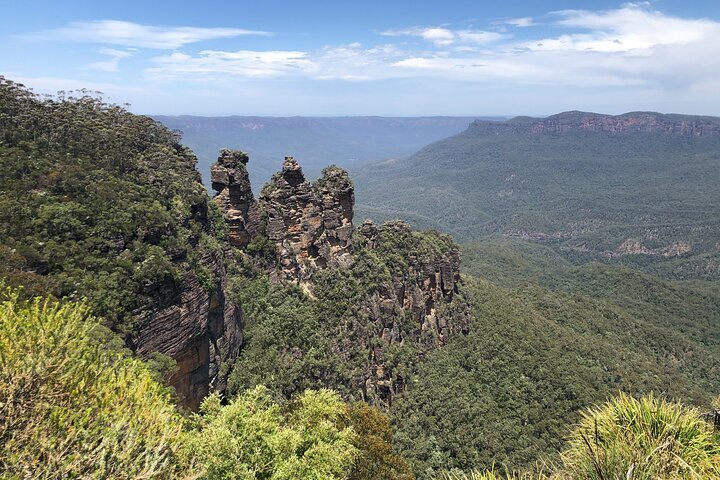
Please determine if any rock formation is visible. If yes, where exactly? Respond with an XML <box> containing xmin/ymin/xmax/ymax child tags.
<box><xmin>210</xmin><ymin>153</ymin><xmax>470</xmax><ymax>407</ymax></box>
<box><xmin>356</xmin><ymin>221</ymin><xmax>470</xmax><ymax>405</ymax></box>
<box><xmin>259</xmin><ymin>157</ymin><xmax>354</xmax><ymax>283</ymax></box>
<box><xmin>211</xmin><ymin>149</ymin><xmax>259</xmax><ymax>248</ymax></box>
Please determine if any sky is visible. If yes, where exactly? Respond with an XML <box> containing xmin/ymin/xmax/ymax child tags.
<box><xmin>2</xmin><ymin>0</ymin><xmax>720</xmax><ymax>116</ymax></box>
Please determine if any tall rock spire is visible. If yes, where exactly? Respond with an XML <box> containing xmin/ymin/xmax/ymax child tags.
<box><xmin>259</xmin><ymin>156</ymin><xmax>355</xmax><ymax>282</ymax></box>
<box><xmin>210</xmin><ymin>149</ymin><xmax>259</xmax><ymax>248</ymax></box>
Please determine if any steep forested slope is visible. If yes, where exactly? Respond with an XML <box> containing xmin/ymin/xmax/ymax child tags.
<box><xmin>353</xmin><ymin>111</ymin><xmax>720</xmax><ymax>281</ymax></box>
<box><xmin>391</xmin><ymin>242</ymin><xmax>720</xmax><ymax>476</ymax></box>
<box><xmin>0</xmin><ymin>76</ymin><xmax>241</xmax><ymax>407</ymax></box>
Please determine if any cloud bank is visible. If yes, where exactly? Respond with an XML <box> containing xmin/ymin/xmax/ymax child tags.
<box><xmin>28</xmin><ymin>20</ymin><xmax>270</xmax><ymax>49</ymax></box>
<box><xmin>131</xmin><ymin>4</ymin><xmax>720</xmax><ymax>93</ymax></box>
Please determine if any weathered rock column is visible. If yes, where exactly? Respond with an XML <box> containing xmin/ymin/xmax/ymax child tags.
<box><xmin>211</xmin><ymin>149</ymin><xmax>259</xmax><ymax>248</ymax></box>
<box><xmin>259</xmin><ymin>156</ymin><xmax>355</xmax><ymax>282</ymax></box>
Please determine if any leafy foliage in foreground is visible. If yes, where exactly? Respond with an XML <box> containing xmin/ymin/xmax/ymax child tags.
<box><xmin>0</xmin><ymin>288</ymin><xmax>186</xmax><ymax>479</ymax></box>
<box><xmin>560</xmin><ymin>393</ymin><xmax>720</xmax><ymax>479</ymax></box>
<box><xmin>0</xmin><ymin>288</ymin><xmax>411</xmax><ymax>479</ymax></box>
<box><xmin>347</xmin><ymin>402</ymin><xmax>415</xmax><ymax>480</ymax></box>
<box><xmin>446</xmin><ymin>394</ymin><xmax>720</xmax><ymax>480</ymax></box>
<box><xmin>184</xmin><ymin>386</ymin><xmax>358</xmax><ymax>480</ymax></box>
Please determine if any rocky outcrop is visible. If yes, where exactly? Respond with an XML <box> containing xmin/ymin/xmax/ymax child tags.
<box><xmin>259</xmin><ymin>157</ymin><xmax>354</xmax><ymax>282</ymax></box>
<box><xmin>357</xmin><ymin>221</ymin><xmax>470</xmax><ymax>406</ymax></box>
<box><xmin>211</xmin><ymin>149</ymin><xmax>259</xmax><ymax>249</ymax></box>
<box><xmin>470</xmin><ymin>111</ymin><xmax>720</xmax><ymax>137</ymax></box>
<box><xmin>211</xmin><ymin>153</ymin><xmax>470</xmax><ymax>407</ymax></box>
<box><xmin>608</xmin><ymin>238</ymin><xmax>692</xmax><ymax>259</ymax></box>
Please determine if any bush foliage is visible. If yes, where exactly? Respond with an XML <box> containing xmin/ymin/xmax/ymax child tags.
<box><xmin>0</xmin><ymin>288</ymin><xmax>186</xmax><ymax>479</ymax></box>
<box><xmin>184</xmin><ymin>386</ymin><xmax>358</xmax><ymax>480</ymax></box>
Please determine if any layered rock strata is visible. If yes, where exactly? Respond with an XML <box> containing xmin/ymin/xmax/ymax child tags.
<box><xmin>211</xmin><ymin>153</ymin><xmax>470</xmax><ymax>406</ymax></box>
<box><xmin>356</xmin><ymin>221</ymin><xmax>470</xmax><ymax>405</ymax></box>
<box><xmin>259</xmin><ymin>157</ymin><xmax>354</xmax><ymax>282</ymax></box>
<box><xmin>132</xmin><ymin>201</ymin><xmax>242</xmax><ymax>410</ymax></box>
<box><xmin>211</xmin><ymin>149</ymin><xmax>259</xmax><ymax>248</ymax></box>
<box><xmin>470</xmin><ymin>111</ymin><xmax>720</xmax><ymax>137</ymax></box>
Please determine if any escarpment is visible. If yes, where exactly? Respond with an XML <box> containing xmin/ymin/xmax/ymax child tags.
<box><xmin>212</xmin><ymin>153</ymin><xmax>470</xmax><ymax>406</ymax></box>
<box><xmin>470</xmin><ymin>111</ymin><xmax>720</xmax><ymax>136</ymax></box>
<box><xmin>131</xmin><ymin>243</ymin><xmax>242</xmax><ymax>410</ymax></box>
<box><xmin>0</xmin><ymin>77</ymin><xmax>246</xmax><ymax>412</ymax></box>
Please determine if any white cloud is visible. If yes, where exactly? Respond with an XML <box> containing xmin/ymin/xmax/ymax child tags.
<box><xmin>528</xmin><ymin>5</ymin><xmax>717</xmax><ymax>52</ymax></box>
<box><xmin>100</xmin><ymin>4</ymin><xmax>720</xmax><ymax>97</ymax></box>
<box><xmin>504</xmin><ymin>17</ymin><xmax>535</xmax><ymax>28</ymax></box>
<box><xmin>28</xmin><ymin>20</ymin><xmax>270</xmax><ymax>49</ymax></box>
<box><xmin>380</xmin><ymin>27</ymin><xmax>506</xmax><ymax>46</ymax></box>
<box><xmin>146</xmin><ymin>50</ymin><xmax>315</xmax><ymax>79</ymax></box>
<box><xmin>382</xmin><ymin>5</ymin><xmax>720</xmax><ymax>88</ymax></box>
<box><xmin>84</xmin><ymin>48</ymin><xmax>134</xmax><ymax>72</ymax></box>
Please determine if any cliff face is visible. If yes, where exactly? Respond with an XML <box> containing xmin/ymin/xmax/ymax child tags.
<box><xmin>132</xmin><ymin>248</ymin><xmax>241</xmax><ymax>409</ymax></box>
<box><xmin>356</xmin><ymin>221</ymin><xmax>470</xmax><ymax>405</ymax></box>
<box><xmin>130</xmin><ymin>198</ymin><xmax>243</xmax><ymax>410</ymax></box>
<box><xmin>471</xmin><ymin>111</ymin><xmax>720</xmax><ymax>136</ymax></box>
<box><xmin>212</xmin><ymin>154</ymin><xmax>470</xmax><ymax>406</ymax></box>
<box><xmin>259</xmin><ymin>157</ymin><xmax>354</xmax><ymax>283</ymax></box>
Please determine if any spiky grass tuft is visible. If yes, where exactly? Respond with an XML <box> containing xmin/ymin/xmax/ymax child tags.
<box><xmin>560</xmin><ymin>392</ymin><xmax>720</xmax><ymax>479</ymax></box>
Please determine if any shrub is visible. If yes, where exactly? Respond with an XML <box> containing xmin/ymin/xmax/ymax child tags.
<box><xmin>184</xmin><ymin>386</ymin><xmax>358</xmax><ymax>480</ymax></box>
<box><xmin>0</xmin><ymin>288</ymin><xmax>187</xmax><ymax>479</ymax></box>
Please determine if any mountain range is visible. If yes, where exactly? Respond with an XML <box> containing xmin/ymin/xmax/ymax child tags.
<box><xmin>154</xmin><ymin>115</ymin><xmax>488</xmax><ymax>187</ymax></box>
<box><xmin>353</xmin><ymin>111</ymin><xmax>720</xmax><ymax>281</ymax></box>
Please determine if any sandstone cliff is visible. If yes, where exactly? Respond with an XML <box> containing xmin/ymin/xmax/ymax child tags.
<box><xmin>131</xmin><ymin>194</ymin><xmax>243</xmax><ymax>410</ymax></box>
<box><xmin>470</xmin><ymin>111</ymin><xmax>720</xmax><ymax>136</ymax></box>
<box><xmin>259</xmin><ymin>157</ymin><xmax>354</xmax><ymax>283</ymax></box>
<box><xmin>355</xmin><ymin>220</ymin><xmax>470</xmax><ymax>405</ymax></box>
<box><xmin>210</xmin><ymin>149</ymin><xmax>259</xmax><ymax>248</ymax></box>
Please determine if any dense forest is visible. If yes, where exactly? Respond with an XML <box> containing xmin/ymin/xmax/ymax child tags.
<box><xmin>353</xmin><ymin>112</ymin><xmax>720</xmax><ymax>282</ymax></box>
<box><xmin>1</xmin><ymin>76</ymin><xmax>719</xmax><ymax>479</ymax></box>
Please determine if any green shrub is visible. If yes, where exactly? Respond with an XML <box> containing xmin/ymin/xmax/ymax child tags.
<box><xmin>183</xmin><ymin>386</ymin><xmax>358</xmax><ymax>479</ymax></box>
<box><xmin>0</xmin><ymin>288</ymin><xmax>187</xmax><ymax>479</ymax></box>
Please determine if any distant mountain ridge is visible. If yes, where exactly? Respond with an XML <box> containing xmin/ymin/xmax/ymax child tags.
<box><xmin>471</xmin><ymin>110</ymin><xmax>720</xmax><ymax>136</ymax></box>
<box><xmin>353</xmin><ymin>110</ymin><xmax>720</xmax><ymax>281</ymax></box>
<box><xmin>154</xmin><ymin>115</ymin><xmax>489</xmax><ymax>188</ymax></box>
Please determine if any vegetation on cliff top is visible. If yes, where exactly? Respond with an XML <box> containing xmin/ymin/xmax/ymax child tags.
<box><xmin>0</xmin><ymin>75</ymin><xmax>219</xmax><ymax>334</ymax></box>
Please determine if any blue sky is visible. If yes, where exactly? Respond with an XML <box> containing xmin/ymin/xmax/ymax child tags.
<box><xmin>2</xmin><ymin>0</ymin><xmax>720</xmax><ymax>116</ymax></box>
